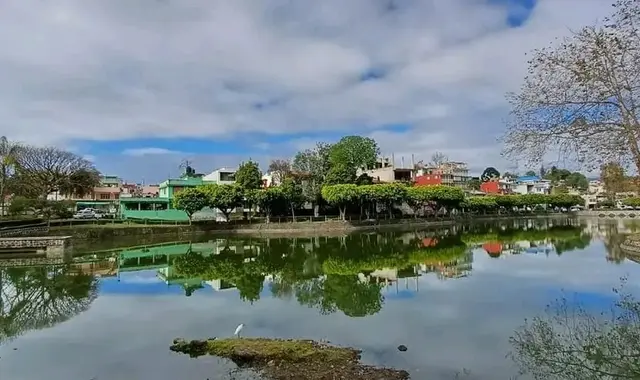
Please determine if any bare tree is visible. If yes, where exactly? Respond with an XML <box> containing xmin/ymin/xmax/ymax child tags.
<box><xmin>13</xmin><ymin>146</ymin><xmax>99</xmax><ymax>198</ymax></box>
<box><xmin>430</xmin><ymin>151</ymin><xmax>448</xmax><ymax>167</ymax></box>
<box><xmin>268</xmin><ymin>159</ymin><xmax>292</xmax><ymax>186</ymax></box>
<box><xmin>502</xmin><ymin>1</ymin><xmax>640</xmax><ymax>174</ymax></box>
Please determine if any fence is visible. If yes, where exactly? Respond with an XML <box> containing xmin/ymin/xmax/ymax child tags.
<box><xmin>42</xmin><ymin>209</ymin><xmax>568</xmax><ymax>229</ymax></box>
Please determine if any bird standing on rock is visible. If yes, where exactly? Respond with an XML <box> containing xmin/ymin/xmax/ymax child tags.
<box><xmin>234</xmin><ymin>323</ymin><xmax>245</xmax><ymax>338</ymax></box>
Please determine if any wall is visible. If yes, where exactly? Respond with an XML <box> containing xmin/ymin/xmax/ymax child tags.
<box><xmin>480</xmin><ymin>181</ymin><xmax>500</xmax><ymax>194</ymax></box>
<box><xmin>415</xmin><ymin>174</ymin><xmax>442</xmax><ymax>186</ymax></box>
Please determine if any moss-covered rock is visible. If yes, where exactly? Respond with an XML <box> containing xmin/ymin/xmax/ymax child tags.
<box><xmin>170</xmin><ymin>337</ymin><xmax>410</xmax><ymax>379</ymax></box>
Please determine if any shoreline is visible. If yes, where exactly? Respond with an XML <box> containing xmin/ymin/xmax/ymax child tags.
<box><xmin>49</xmin><ymin>213</ymin><xmax>573</xmax><ymax>239</ymax></box>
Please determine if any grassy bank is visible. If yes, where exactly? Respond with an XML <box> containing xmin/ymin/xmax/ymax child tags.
<box><xmin>169</xmin><ymin>337</ymin><xmax>410</xmax><ymax>380</ymax></box>
<box><xmin>49</xmin><ymin>213</ymin><xmax>572</xmax><ymax>239</ymax></box>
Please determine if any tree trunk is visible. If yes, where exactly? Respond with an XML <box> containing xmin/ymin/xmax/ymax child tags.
<box><xmin>339</xmin><ymin>206</ymin><xmax>346</xmax><ymax>220</ymax></box>
<box><xmin>290</xmin><ymin>205</ymin><xmax>295</xmax><ymax>221</ymax></box>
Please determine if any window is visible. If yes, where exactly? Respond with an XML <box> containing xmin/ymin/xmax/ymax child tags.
<box><xmin>219</xmin><ymin>172</ymin><xmax>235</xmax><ymax>182</ymax></box>
<box><xmin>99</xmin><ymin>193</ymin><xmax>110</xmax><ymax>200</ymax></box>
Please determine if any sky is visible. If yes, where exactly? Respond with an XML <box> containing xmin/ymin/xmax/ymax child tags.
<box><xmin>0</xmin><ymin>0</ymin><xmax>614</xmax><ymax>183</ymax></box>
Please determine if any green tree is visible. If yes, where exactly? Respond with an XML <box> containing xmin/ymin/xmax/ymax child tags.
<box><xmin>281</xmin><ymin>178</ymin><xmax>304</xmax><ymax>219</ymax></box>
<box><xmin>292</xmin><ymin>142</ymin><xmax>332</xmax><ymax>216</ymax></box>
<box><xmin>254</xmin><ymin>187</ymin><xmax>285</xmax><ymax>223</ymax></box>
<box><xmin>565</xmin><ymin>172</ymin><xmax>589</xmax><ymax>190</ymax></box>
<box><xmin>321</xmin><ymin>184</ymin><xmax>359</xmax><ymax>220</ymax></box>
<box><xmin>59</xmin><ymin>168</ymin><xmax>101</xmax><ymax>199</ymax></box>
<box><xmin>172</xmin><ymin>187</ymin><xmax>209</xmax><ymax>224</ymax></box>
<box><xmin>329</xmin><ymin>136</ymin><xmax>379</xmax><ymax>172</ymax></box>
<box><xmin>324</xmin><ymin>164</ymin><xmax>356</xmax><ymax>185</ymax></box>
<box><xmin>7</xmin><ymin>195</ymin><xmax>30</xmax><ymax>216</ymax></box>
<box><xmin>235</xmin><ymin>160</ymin><xmax>263</xmax><ymax>191</ymax></box>
<box><xmin>524</xmin><ymin>170</ymin><xmax>538</xmax><ymax>177</ymax></box>
<box><xmin>0</xmin><ymin>136</ymin><xmax>20</xmax><ymax>219</ymax></box>
<box><xmin>202</xmin><ymin>184</ymin><xmax>243</xmax><ymax>221</ymax></box>
<box><xmin>368</xmin><ymin>183</ymin><xmax>407</xmax><ymax>219</ymax></box>
<box><xmin>502</xmin><ymin>0</ymin><xmax>640</xmax><ymax>174</ymax></box>
<box><xmin>467</xmin><ymin>178</ymin><xmax>481</xmax><ymax>190</ymax></box>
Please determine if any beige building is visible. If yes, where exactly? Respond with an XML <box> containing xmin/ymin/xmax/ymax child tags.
<box><xmin>357</xmin><ymin>155</ymin><xmax>414</xmax><ymax>183</ymax></box>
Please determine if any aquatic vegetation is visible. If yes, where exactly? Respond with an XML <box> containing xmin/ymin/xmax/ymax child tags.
<box><xmin>170</xmin><ymin>337</ymin><xmax>410</xmax><ymax>380</ymax></box>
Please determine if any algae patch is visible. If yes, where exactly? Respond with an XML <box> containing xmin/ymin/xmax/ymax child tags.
<box><xmin>170</xmin><ymin>337</ymin><xmax>410</xmax><ymax>379</ymax></box>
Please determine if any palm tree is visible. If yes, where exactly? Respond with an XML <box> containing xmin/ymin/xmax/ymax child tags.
<box><xmin>0</xmin><ymin>136</ymin><xmax>21</xmax><ymax>219</ymax></box>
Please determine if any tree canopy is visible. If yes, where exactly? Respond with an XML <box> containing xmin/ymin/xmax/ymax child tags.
<box><xmin>235</xmin><ymin>160</ymin><xmax>263</xmax><ymax>190</ymax></box>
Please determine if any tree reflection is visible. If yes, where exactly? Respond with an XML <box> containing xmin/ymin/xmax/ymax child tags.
<box><xmin>0</xmin><ymin>265</ymin><xmax>98</xmax><ymax>344</ymax></box>
<box><xmin>509</xmin><ymin>281</ymin><xmax>640</xmax><ymax>379</ymax></box>
<box><xmin>171</xmin><ymin>220</ymin><xmax>591</xmax><ymax>317</ymax></box>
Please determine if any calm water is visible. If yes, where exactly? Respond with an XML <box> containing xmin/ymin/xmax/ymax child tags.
<box><xmin>2</xmin><ymin>218</ymin><xmax>640</xmax><ymax>380</ymax></box>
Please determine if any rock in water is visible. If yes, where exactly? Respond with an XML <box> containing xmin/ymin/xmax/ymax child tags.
<box><xmin>397</xmin><ymin>345</ymin><xmax>408</xmax><ymax>352</ymax></box>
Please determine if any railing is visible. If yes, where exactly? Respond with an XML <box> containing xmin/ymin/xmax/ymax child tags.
<box><xmin>42</xmin><ymin>210</ymin><xmax>570</xmax><ymax>228</ymax></box>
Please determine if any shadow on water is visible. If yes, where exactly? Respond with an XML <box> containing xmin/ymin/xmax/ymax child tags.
<box><xmin>2</xmin><ymin>217</ymin><xmax>640</xmax><ymax>379</ymax></box>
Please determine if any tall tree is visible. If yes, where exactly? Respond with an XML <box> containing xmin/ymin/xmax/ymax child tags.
<box><xmin>502</xmin><ymin>0</ymin><xmax>640</xmax><ymax>173</ymax></box>
<box><xmin>59</xmin><ymin>168</ymin><xmax>101</xmax><ymax>199</ymax></box>
<box><xmin>172</xmin><ymin>187</ymin><xmax>209</xmax><ymax>224</ymax></box>
<box><xmin>234</xmin><ymin>160</ymin><xmax>263</xmax><ymax>191</ymax></box>
<box><xmin>329</xmin><ymin>136</ymin><xmax>379</xmax><ymax>172</ymax></box>
<box><xmin>0</xmin><ymin>136</ymin><xmax>20</xmax><ymax>218</ymax></box>
<box><xmin>13</xmin><ymin>146</ymin><xmax>98</xmax><ymax>198</ymax></box>
<box><xmin>268</xmin><ymin>159</ymin><xmax>292</xmax><ymax>186</ymax></box>
<box><xmin>292</xmin><ymin>142</ymin><xmax>332</xmax><ymax>216</ymax></box>
<box><xmin>600</xmin><ymin>161</ymin><xmax>627</xmax><ymax>194</ymax></box>
<box><xmin>203</xmin><ymin>184</ymin><xmax>243</xmax><ymax>221</ymax></box>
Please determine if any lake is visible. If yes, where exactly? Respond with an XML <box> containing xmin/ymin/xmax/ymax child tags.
<box><xmin>1</xmin><ymin>217</ymin><xmax>640</xmax><ymax>379</ymax></box>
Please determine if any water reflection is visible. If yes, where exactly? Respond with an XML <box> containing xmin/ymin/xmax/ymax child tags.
<box><xmin>2</xmin><ymin>217</ymin><xmax>640</xmax><ymax>379</ymax></box>
<box><xmin>0</xmin><ymin>265</ymin><xmax>98</xmax><ymax>344</ymax></box>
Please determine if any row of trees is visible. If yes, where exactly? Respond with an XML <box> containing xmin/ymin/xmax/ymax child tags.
<box><xmin>173</xmin><ymin>177</ymin><xmax>585</xmax><ymax>222</ymax></box>
<box><xmin>0</xmin><ymin>136</ymin><xmax>102</xmax><ymax>218</ymax></box>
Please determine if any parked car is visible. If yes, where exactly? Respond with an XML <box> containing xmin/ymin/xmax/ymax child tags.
<box><xmin>72</xmin><ymin>209</ymin><xmax>102</xmax><ymax>219</ymax></box>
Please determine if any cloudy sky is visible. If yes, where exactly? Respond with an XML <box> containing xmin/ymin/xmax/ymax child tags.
<box><xmin>0</xmin><ymin>0</ymin><xmax>613</xmax><ymax>182</ymax></box>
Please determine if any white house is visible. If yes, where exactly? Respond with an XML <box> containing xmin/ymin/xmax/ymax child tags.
<box><xmin>512</xmin><ymin>176</ymin><xmax>552</xmax><ymax>195</ymax></box>
<box><xmin>202</xmin><ymin>167</ymin><xmax>236</xmax><ymax>184</ymax></box>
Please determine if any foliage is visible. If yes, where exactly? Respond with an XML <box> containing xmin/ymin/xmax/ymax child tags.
<box><xmin>321</xmin><ymin>184</ymin><xmax>359</xmax><ymax>220</ymax></box>
<box><xmin>59</xmin><ymin>168</ymin><xmax>101</xmax><ymax>198</ymax></box>
<box><xmin>366</xmin><ymin>183</ymin><xmax>407</xmax><ymax>218</ymax></box>
<box><xmin>172</xmin><ymin>187</ymin><xmax>209</xmax><ymax>222</ymax></box>
<box><xmin>201</xmin><ymin>184</ymin><xmax>243</xmax><ymax>220</ymax></box>
<box><xmin>502</xmin><ymin>0</ymin><xmax>640</xmax><ymax>173</ymax></box>
<box><xmin>253</xmin><ymin>187</ymin><xmax>286</xmax><ymax>222</ymax></box>
<box><xmin>600</xmin><ymin>162</ymin><xmax>629</xmax><ymax>194</ymax></box>
<box><xmin>292</xmin><ymin>142</ymin><xmax>332</xmax><ymax>206</ymax></box>
<box><xmin>7</xmin><ymin>195</ymin><xmax>31</xmax><ymax>216</ymax></box>
<box><xmin>281</xmin><ymin>178</ymin><xmax>305</xmax><ymax>217</ymax></box>
<box><xmin>509</xmin><ymin>281</ymin><xmax>640</xmax><ymax>379</ymax></box>
<box><xmin>12</xmin><ymin>145</ymin><xmax>98</xmax><ymax>198</ymax></box>
<box><xmin>0</xmin><ymin>136</ymin><xmax>21</xmax><ymax>218</ymax></box>
<box><xmin>622</xmin><ymin>197</ymin><xmax>640</xmax><ymax>207</ymax></box>
<box><xmin>329</xmin><ymin>136</ymin><xmax>379</xmax><ymax>172</ymax></box>
<box><xmin>0</xmin><ymin>265</ymin><xmax>98</xmax><ymax>344</ymax></box>
<box><xmin>234</xmin><ymin>160</ymin><xmax>263</xmax><ymax>190</ymax></box>
<box><xmin>467</xmin><ymin>178</ymin><xmax>481</xmax><ymax>190</ymax></box>
<box><xmin>462</xmin><ymin>196</ymin><xmax>498</xmax><ymax>211</ymax></box>
<box><xmin>324</xmin><ymin>164</ymin><xmax>356</xmax><ymax>185</ymax></box>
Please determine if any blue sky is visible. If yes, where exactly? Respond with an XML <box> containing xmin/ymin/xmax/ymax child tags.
<box><xmin>0</xmin><ymin>0</ymin><xmax>612</xmax><ymax>182</ymax></box>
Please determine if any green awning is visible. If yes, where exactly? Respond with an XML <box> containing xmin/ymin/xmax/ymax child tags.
<box><xmin>119</xmin><ymin>197</ymin><xmax>170</xmax><ymax>203</ymax></box>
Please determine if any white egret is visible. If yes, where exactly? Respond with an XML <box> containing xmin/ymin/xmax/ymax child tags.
<box><xmin>234</xmin><ymin>323</ymin><xmax>245</xmax><ymax>338</ymax></box>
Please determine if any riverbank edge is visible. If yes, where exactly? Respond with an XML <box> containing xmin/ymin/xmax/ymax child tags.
<box><xmin>50</xmin><ymin>213</ymin><xmax>572</xmax><ymax>239</ymax></box>
<box><xmin>620</xmin><ymin>234</ymin><xmax>640</xmax><ymax>255</ymax></box>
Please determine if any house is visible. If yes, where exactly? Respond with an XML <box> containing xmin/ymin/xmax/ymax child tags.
<box><xmin>202</xmin><ymin>167</ymin><xmax>236</xmax><ymax>184</ymax></box>
<box><xmin>414</xmin><ymin>161</ymin><xmax>470</xmax><ymax>187</ymax></box>
<box><xmin>358</xmin><ymin>156</ymin><xmax>413</xmax><ymax>183</ymax></box>
<box><xmin>512</xmin><ymin>176</ymin><xmax>552</xmax><ymax>195</ymax></box>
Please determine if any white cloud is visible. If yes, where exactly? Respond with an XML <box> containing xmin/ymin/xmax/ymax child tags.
<box><xmin>122</xmin><ymin>148</ymin><xmax>185</xmax><ymax>156</ymax></box>
<box><xmin>0</xmin><ymin>0</ymin><xmax>614</xmax><ymax>171</ymax></box>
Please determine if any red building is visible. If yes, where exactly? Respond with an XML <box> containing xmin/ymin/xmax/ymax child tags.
<box><xmin>414</xmin><ymin>170</ymin><xmax>443</xmax><ymax>186</ymax></box>
<box><xmin>480</xmin><ymin>181</ymin><xmax>500</xmax><ymax>194</ymax></box>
